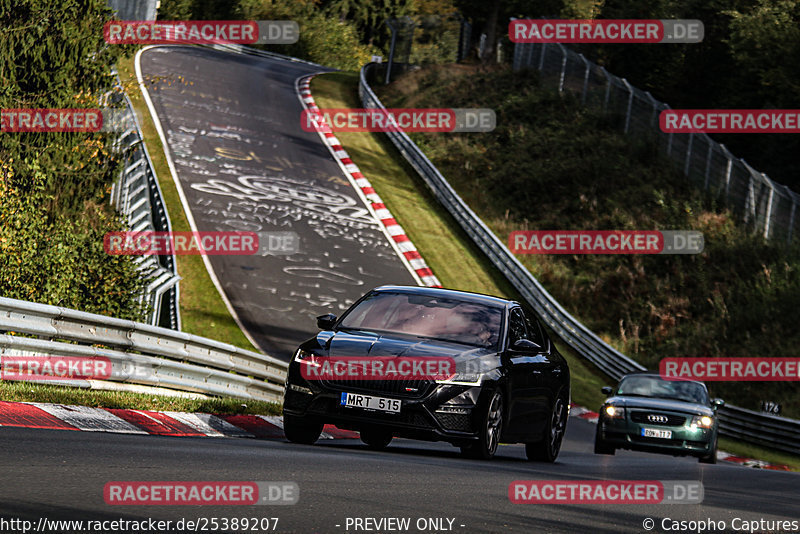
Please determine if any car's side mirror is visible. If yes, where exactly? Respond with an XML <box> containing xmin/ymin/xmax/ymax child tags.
<box><xmin>712</xmin><ymin>398</ymin><xmax>725</xmax><ymax>408</ymax></box>
<box><xmin>510</xmin><ymin>338</ymin><xmax>542</xmax><ymax>352</ymax></box>
<box><xmin>316</xmin><ymin>313</ymin><xmax>337</xmax><ymax>330</ymax></box>
<box><xmin>601</xmin><ymin>386</ymin><xmax>613</xmax><ymax>395</ymax></box>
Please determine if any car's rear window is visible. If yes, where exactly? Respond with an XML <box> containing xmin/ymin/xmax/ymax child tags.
<box><xmin>339</xmin><ymin>292</ymin><xmax>503</xmax><ymax>349</ymax></box>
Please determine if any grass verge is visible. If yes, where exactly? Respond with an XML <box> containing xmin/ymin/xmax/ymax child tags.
<box><xmin>0</xmin><ymin>381</ymin><xmax>281</xmax><ymax>415</ymax></box>
<box><xmin>309</xmin><ymin>71</ymin><xmax>799</xmax><ymax>471</ymax></box>
<box><xmin>116</xmin><ymin>51</ymin><xmax>258</xmax><ymax>352</ymax></box>
<box><xmin>717</xmin><ymin>437</ymin><xmax>800</xmax><ymax>471</ymax></box>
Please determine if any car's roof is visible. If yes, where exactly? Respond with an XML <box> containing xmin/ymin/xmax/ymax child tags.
<box><xmin>371</xmin><ymin>285</ymin><xmax>514</xmax><ymax>308</ymax></box>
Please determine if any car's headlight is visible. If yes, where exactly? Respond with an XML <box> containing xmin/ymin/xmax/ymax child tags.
<box><xmin>293</xmin><ymin>349</ymin><xmax>318</xmax><ymax>365</ymax></box>
<box><xmin>691</xmin><ymin>415</ymin><xmax>714</xmax><ymax>429</ymax></box>
<box><xmin>435</xmin><ymin>372</ymin><xmax>483</xmax><ymax>386</ymax></box>
<box><xmin>603</xmin><ymin>405</ymin><xmax>625</xmax><ymax>418</ymax></box>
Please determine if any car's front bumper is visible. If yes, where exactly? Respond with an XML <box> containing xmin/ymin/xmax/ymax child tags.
<box><xmin>598</xmin><ymin>417</ymin><xmax>716</xmax><ymax>457</ymax></box>
<box><xmin>283</xmin><ymin>380</ymin><xmax>484</xmax><ymax>445</ymax></box>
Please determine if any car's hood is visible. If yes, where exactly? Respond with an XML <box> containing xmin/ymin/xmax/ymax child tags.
<box><xmin>607</xmin><ymin>395</ymin><xmax>714</xmax><ymax>417</ymax></box>
<box><xmin>311</xmin><ymin>330</ymin><xmax>496</xmax><ymax>374</ymax></box>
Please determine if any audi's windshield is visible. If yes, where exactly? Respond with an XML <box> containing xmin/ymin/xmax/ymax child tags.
<box><xmin>617</xmin><ymin>375</ymin><xmax>710</xmax><ymax>405</ymax></box>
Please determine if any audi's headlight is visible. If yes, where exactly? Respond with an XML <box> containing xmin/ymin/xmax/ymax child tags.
<box><xmin>691</xmin><ymin>415</ymin><xmax>713</xmax><ymax>429</ymax></box>
<box><xmin>604</xmin><ymin>405</ymin><xmax>625</xmax><ymax>418</ymax></box>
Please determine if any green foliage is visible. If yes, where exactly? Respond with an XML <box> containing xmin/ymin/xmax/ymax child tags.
<box><xmin>235</xmin><ymin>0</ymin><xmax>379</xmax><ymax>69</ymax></box>
<box><xmin>409</xmin><ymin>14</ymin><xmax>461</xmax><ymax>65</ymax></box>
<box><xmin>0</xmin><ymin>0</ymin><xmax>147</xmax><ymax>320</ymax></box>
<box><xmin>324</xmin><ymin>0</ymin><xmax>412</xmax><ymax>48</ymax></box>
<box><xmin>0</xmin><ymin>169</ymin><xmax>146</xmax><ymax>319</ymax></box>
<box><xmin>379</xmin><ymin>65</ymin><xmax>800</xmax><ymax>417</ymax></box>
<box><xmin>156</xmin><ymin>0</ymin><xmax>194</xmax><ymax>19</ymax></box>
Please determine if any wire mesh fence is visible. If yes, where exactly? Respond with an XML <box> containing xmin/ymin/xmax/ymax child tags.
<box><xmin>512</xmin><ymin>42</ymin><xmax>800</xmax><ymax>245</ymax></box>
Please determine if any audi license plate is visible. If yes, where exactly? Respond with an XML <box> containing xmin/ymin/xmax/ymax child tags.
<box><xmin>642</xmin><ymin>427</ymin><xmax>672</xmax><ymax>439</ymax></box>
<box><xmin>340</xmin><ymin>392</ymin><xmax>401</xmax><ymax>413</ymax></box>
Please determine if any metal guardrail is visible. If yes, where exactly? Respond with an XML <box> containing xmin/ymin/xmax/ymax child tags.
<box><xmin>359</xmin><ymin>62</ymin><xmax>800</xmax><ymax>456</ymax></box>
<box><xmin>0</xmin><ymin>297</ymin><xmax>287</xmax><ymax>402</ymax></box>
<box><xmin>108</xmin><ymin>89</ymin><xmax>181</xmax><ymax>329</ymax></box>
<box><xmin>206</xmin><ymin>42</ymin><xmax>325</xmax><ymax>67</ymax></box>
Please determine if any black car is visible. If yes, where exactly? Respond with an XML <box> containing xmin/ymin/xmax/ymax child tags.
<box><xmin>283</xmin><ymin>285</ymin><xmax>570</xmax><ymax>461</ymax></box>
<box><xmin>594</xmin><ymin>373</ymin><xmax>724</xmax><ymax>463</ymax></box>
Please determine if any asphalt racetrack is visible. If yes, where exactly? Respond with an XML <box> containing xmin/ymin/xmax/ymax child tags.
<box><xmin>0</xmin><ymin>418</ymin><xmax>796</xmax><ymax>533</ymax></box>
<box><xmin>137</xmin><ymin>46</ymin><xmax>417</xmax><ymax>359</ymax></box>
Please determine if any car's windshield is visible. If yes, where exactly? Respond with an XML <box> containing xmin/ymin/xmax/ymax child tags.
<box><xmin>339</xmin><ymin>292</ymin><xmax>503</xmax><ymax>349</ymax></box>
<box><xmin>617</xmin><ymin>376</ymin><xmax>709</xmax><ymax>405</ymax></box>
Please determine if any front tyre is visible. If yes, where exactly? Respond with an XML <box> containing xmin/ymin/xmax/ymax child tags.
<box><xmin>461</xmin><ymin>390</ymin><xmax>503</xmax><ymax>460</ymax></box>
<box><xmin>698</xmin><ymin>433</ymin><xmax>717</xmax><ymax>464</ymax></box>
<box><xmin>283</xmin><ymin>414</ymin><xmax>323</xmax><ymax>445</ymax></box>
<box><xmin>593</xmin><ymin>424</ymin><xmax>615</xmax><ymax>455</ymax></box>
<box><xmin>526</xmin><ymin>393</ymin><xmax>568</xmax><ymax>462</ymax></box>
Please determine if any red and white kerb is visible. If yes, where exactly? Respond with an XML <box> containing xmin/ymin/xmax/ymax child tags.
<box><xmin>297</xmin><ymin>76</ymin><xmax>441</xmax><ymax>288</ymax></box>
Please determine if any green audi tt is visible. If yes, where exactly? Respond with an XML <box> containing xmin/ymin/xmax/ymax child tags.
<box><xmin>594</xmin><ymin>373</ymin><xmax>724</xmax><ymax>463</ymax></box>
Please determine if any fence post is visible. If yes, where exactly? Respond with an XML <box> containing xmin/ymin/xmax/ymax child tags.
<box><xmin>385</xmin><ymin>20</ymin><xmax>398</xmax><ymax>84</ymax></box>
<box><xmin>719</xmin><ymin>144</ymin><xmax>733</xmax><ymax>202</ymax></box>
<box><xmin>743</xmin><ymin>164</ymin><xmax>757</xmax><ymax>226</ymax></box>
<box><xmin>786</xmin><ymin>187</ymin><xmax>797</xmax><ymax>245</ymax></box>
<box><xmin>662</xmin><ymin>104</ymin><xmax>673</xmax><ymax>156</ymax></box>
<box><xmin>703</xmin><ymin>137</ymin><xmax>713</xmax><ymax>190</ymax></box>
<box><xmin>600</xmin><ymin>67</ymin><xmax>611</xmax><ymax>113</ymax></box>
<box><xmin>579</xmin><ymin>54</ymin><xmax>590</xmax><ymax>106</ymax></box>
<box><xmin>526</xmin><ymin>42</ymin><xmax>535</xmax><ymax>69</ymax></box>
<box><xmin>645</xmin><ymin>91</ymin><xmax>658</xmax><ymax>127</ymax></box>
<box><xmin>621</xmin><ymin>78</ymin><xmax>634</xmax><ymax>134</ymax></box>
<box><xmin>684</xmin><ymin>132</ymin><xmax>693</xmax><ymax>176</ymax></box>
<box><xmin>538</xmin><ymin>42</ymin><xmax>547</xmax><ymax>71</ymax></box>
<box><xmin>458</xmin><ymin>18</ymin><xmax>472</xmax><ymax>63</ymax></box>
<box><xmin>557</xmin><ymin>44</ymin><xmax>567</xmax><ymax>93</ymax></box>
<box><xmin>763</xmin><ymin>174</ymin><xmax>774</xmax><ymax>240</ymax></box>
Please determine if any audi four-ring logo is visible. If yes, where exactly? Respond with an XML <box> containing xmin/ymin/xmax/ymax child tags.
<box><xmin>647</xmin><ymin>414</ymin><xmax>668</xmax><ymax>423</ymax></box>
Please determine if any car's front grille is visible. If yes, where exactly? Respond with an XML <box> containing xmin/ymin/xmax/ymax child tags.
<box><xmin>631</xmin><ymin>411</ymin><xmax>686</xmax><ymax>426</ymax></box>
<box><xmin>321</xmin><ymin>379</ymin><xmax>434</xmax><ymax>398</ymax></box>
<box><xmin>632</xmin><ymin>435</ymin><xmax>685</xmax><ymax>446</ymax></box>
<box><xmin>310</xmin><ymin>397</ymin><xmax>436</xmax><ymax>429</ymax></box>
